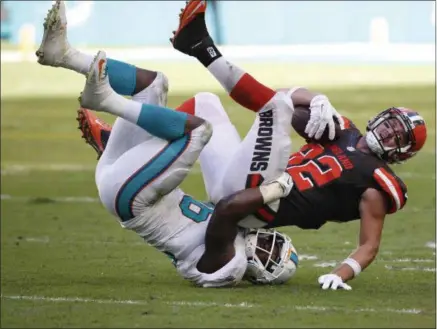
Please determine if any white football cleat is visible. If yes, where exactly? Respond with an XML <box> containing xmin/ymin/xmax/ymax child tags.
<box><xmin>79</xmin><ymin>50</ymin><xmax>114</xmax><ymax>112</ymax></box>
<box><xmin>36</xmin><ymin>0</ymin><xmax>71</xmax><ymax>67</ymax></box>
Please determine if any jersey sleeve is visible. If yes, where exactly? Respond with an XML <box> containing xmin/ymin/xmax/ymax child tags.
<box><xmin>372</xmin><ymin>167</ymin><xmax>408</xmax><ymax>214</ymax></box>
<box><xmin>339</xmin><ymin>116</ymin><xmax>358</xmax><ymax>131</ymax></box>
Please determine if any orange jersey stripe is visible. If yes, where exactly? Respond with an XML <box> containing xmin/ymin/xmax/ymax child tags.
<box><xmin>373</xmin><ymin>168</ymin><xmax>405</xmax><ymax>213</ymax></box>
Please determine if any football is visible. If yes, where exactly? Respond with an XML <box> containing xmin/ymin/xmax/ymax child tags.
<box><xmin>291</xmin><ymin>105</ymin><xmax>342</xmax><ymax>143</ymax></box>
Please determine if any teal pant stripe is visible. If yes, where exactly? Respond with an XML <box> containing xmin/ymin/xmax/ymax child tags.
<box><xmin>115</xmin><ymin>135</ymin><xmax>191</xmax><ymax>221</ymax></box>
<box><xmin>107</xmin><ymin>58</ymin><xmax>137</xmax><ymax>96</ymax></box>
<box><xmin>137</xmin><ymin>104</ymin><xmax>188</xmax><ymax>141</ymax></box>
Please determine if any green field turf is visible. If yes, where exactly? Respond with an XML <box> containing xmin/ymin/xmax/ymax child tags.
<box><xmin>1</xmin><ymin>60</ymin><xmax>435</xmax><ymax>98</ymax></box>
<box><xmin>1</xmin><ymin>84</ymin><xmax>436</xmax><ymax>327</ymax></box>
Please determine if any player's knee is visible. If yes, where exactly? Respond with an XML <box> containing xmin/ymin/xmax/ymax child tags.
<box><xmin>156</xmin><ymin>72</ymin><xmax>169</xmax><ymax>92</ymax></box>
<box><xmin>154</xmin><ymin>72</ymin><xmax>169</xmax><ymax>105</ymax></box>
<box><xmin>133</xmin><ymin>71</ymin><xmax>169</xmax><ymax>106</ymax></box>
<box><xmin>195</xmin><ymin>92</ymin><xmax>220</xmax><ymax>103</ymax></box>
<box><xmin>194</xmin><ymin>92</ymin><xmax>230</xmax><ymax>124</ymax></box>
<box><xmin>194</xmin><ymin>92</ymin><xmax>223</xmax><ymax>110</ymax></box>
<box><xmin>194</xmin><ymin>120</ymin><xmax>213</xmax><ymax>146</ymax></box>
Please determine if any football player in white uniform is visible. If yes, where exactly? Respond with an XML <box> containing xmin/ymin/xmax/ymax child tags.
<box><xmin>36</xmin><ymin>1</ymin><xmax>299</xmax><ymax>287</ymax></box>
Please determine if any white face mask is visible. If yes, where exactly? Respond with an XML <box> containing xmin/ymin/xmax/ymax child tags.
<box><xmin>365</xmin><ymin>108</ymin><xmax>416</xmax><ymax>164</ymax></box>
<box><xmin>365</xmin><ymin>130</ymin><xmax>385</xmax><ymax>158</ymax></box>
<box><xmin>244</xmin><ymin>229</ymin><xmax>298</xmax><ymax>285</ymax></box>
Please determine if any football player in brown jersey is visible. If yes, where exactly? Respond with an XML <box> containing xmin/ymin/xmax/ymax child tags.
<box><xmin>169</xmin><ymin>0</ymin><xmax>428</xmax><ymax>290</ymax></box>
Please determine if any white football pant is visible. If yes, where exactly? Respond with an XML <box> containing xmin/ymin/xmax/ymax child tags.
<box><xmin>193</xmin><ymin>92</ymin><xmax>294</xmax><ymax>227</ymax></box>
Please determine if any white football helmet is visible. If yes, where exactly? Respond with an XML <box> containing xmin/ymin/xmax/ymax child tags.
<box><xmin>244</xmin><ymin>229</ymin><xmax>298</xmax><ymax>285</ymax></box>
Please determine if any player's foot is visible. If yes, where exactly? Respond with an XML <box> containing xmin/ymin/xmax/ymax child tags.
<box><xmin>171</xmin><ymin>0</ymin><xmax>213</xmax><ymax>56</ymax></box>
<box><xmin>76</xmin><ymin>108</ymin><xmax>112</xmax><ymax>159</ymax></box>
<box><xmin>79</xmin><ymin>50</ymin><xmax>113</xmax><ymax>111</ymax></box>
<box><xmin>35</xmin><ymin>0</ymin><xmax>71</xmax><ymax>67</ymax></box>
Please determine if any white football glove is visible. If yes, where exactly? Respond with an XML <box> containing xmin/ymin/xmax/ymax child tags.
<box><xmin>273</xmin><ymin>172</ymin><xmax>294</xmax><ymax>197</ymax></box>
<box><xmin>318</xmin><ymin>274</ymin><xmax>352</xmax><ymax>291</ymax></box>
<box><xmin>305</xmin><ymin>95</ymin><xmax>343</xmax><ymax>141</ymax></box>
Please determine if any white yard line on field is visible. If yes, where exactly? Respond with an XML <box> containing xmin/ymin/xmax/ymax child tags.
<box><xmin>425</xmin><ymin>241</ymin><xmax>436</xmax><ymax>249</ymax></box>
<box><xmin>1</xmin><ymin>194</ymin><xmax>100</xmax><ymax>203</ymax></box>
<box><xmin>299</xmin><ymin>254</ymin><xmax>319</xmax><ymax>261</ymax></box>
<box><xmin>387</xmin><ymin>258</ymin><xmax>436</xmax><ymax>263</ymax></box>
<box><xmin>14</xmin><ymin>236</ymin><xmax>145</xmax><ymax>247</ymax></box>
<box><xmin>313</xmin><ymin>259</ymin><xmax>435</xmax><ymax>269</ymax></box>
<box><xmin>0</xmin><ymin>294</ymin><xmax>426</xmax><ymax>315</ymax></box>
<box><xmin>10</xmin><ymin>236</ymin><xmax>436</xmax><ymax>269</ymax></box>
<box><xmin>1</xmin><ymin>163</ymin><xmax>434</xmax><ymax>180</ymax></box>
<box><xmin>313</xmin><ymin>262</ymin><xmax>338</xmax><ymax>268</ymax></box>
<box><xmin>0</xmin><ymin>163</ymin><xmax>201</xmax><ymax>175</ymax></box>
<box><xmin>0</xmin><ymin>294</ymin><xmax>253</xmax><ymax>308</ymax></box>
<box><xmin>385</xmin><ymin>265</ymin><xmax>436</xmax><ymax>272</ymax></box>
<box><xmin>11</xmin><ymin>237</ymin><xmax>437</xmax><ymax>258</ymax></box>
<box><xmin>0</xmin><ymin>163</ymin><xmax>96</xmax><ymax>175</ymax></box>
<box><xmin>1</xmin><ymin>194</ymin><xmax>429</xmax><ymax>215</ymax></box>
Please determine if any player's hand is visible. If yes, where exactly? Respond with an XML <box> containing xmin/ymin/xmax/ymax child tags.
<box><xmin>318</xmin><ymin>274</ymin><xmax>352</xmax><ymax>291</ymax></box>
<box><xmin>274</xmin><ymin>172</ymin><xmax>294</xmax><ymax>197</ymax></box>
<box><xmin>305</xmin><ymin>95</ymin><xmax>341</xmax><ymax>141</ymax></box>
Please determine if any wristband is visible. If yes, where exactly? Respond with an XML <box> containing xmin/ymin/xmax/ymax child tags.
<box><xmin>259</xmin><ymin>182</ymin><xmax>284</xmax><ymax>204</ymax></box>
<box><xmin>342</xmin><ymin>257</ymin><xmax>362</xmax><ymax>277</ymax></box>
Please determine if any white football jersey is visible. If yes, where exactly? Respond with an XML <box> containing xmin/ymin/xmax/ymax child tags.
<box><xmin>120</xmin><ymin>188</ymin><xmax>247</xmax><ymax>287</ymax></box>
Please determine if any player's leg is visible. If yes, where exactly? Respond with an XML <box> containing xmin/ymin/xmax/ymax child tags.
<box><xmin>97</xmin><ymin>72</ymin><xmax>169</xmax><ymax>164</ymax></box>
<box><xmin>79</xmin><ymin>89</ymin><xmax>241</xmax><ymax>203</ymax></box>
<box><xmin>36</xmin><ymin>0</ymin><xmax>160</xmax><ymax>98</ymax></box>
<box><xmin>80</xmin><ymin>51</ymin><xmax>212</xmax><ymax>221</ymax></box>
<box><xmin>221</xmin><ymin>93</ymin><xmax>294</xmax><ymax>196</ymax></box>
<box><xmin>214</xmin><ymin>93</ymin><xmax>295</xmax><ymax>227</ymax></box>
<box><xmin>191</xmin><ymin>92</ymin><xmax>242</xmax><ymax>202</ymax></box>
<box><xmin>171</xmin><ymin>0</ymin><xmax>276</xmax><ymax>113</ymax></box>
<box><xmin>79</xmin><ymin>52</ymin><xmax>208</xmax><ymax>146</ymax></box>
<box><xmin>38</xmin><ymin>0</ymin><xmax>174</xmax><ymax>161</ymax></box>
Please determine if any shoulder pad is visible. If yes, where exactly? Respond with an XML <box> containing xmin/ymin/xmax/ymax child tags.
<box><xmin>373</xmin><ymin>167</ymin><xmax>408</xmax><ymax>214</ymax></box>
<box><xmin>339</xmin><ymin>116</ymin><xmax>358</xmax><ymax>131</ymax></box>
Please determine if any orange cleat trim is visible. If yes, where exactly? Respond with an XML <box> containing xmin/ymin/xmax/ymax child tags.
<box><xmin>76</xmin><ymin>108</ymin><xmax>112</xmax><ymax>159</ymax></box>
<box><xmin>173</xmin><ymin>0</ymin><xmax>207</xmax><ymax>42</ymax></box>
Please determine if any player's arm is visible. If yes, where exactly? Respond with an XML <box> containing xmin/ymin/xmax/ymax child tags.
<box><xmin>277</xmin><ymin>87</ymin><xmax>321</xmax><ymax>106</ymax></box>
<box><xmin>197</xmin><ymin>173</ymin><xmax>293</xmax><ymax>273</ymax></box>
<box><xmin>318</xmin><ymin>188</ymin><xmax>386</xmax><ymax>290</ymax></box>
<box><xmin>335</xmin><ymin>188</ymin><xmax>386</xmax><ymax>280</ymax></box>
<box><xmin>172</xmin><ymin>2</ymin><xmax>276</xmax><ymax>112</ymax></box>
<box><xmin>278</xmin><ymin>87</ymin><xmax>343</xmax><ymax>141</ymax></box>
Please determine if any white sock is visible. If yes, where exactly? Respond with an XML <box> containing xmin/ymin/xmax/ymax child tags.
<box><xmin>63</xmin><ymin>48</ymin><xmax>94</xmax><ymax>75</ymax></box>
<box><xmin>132</xmin><ymin>72</ymin><xmax>166</xmax><ymax>106</ymax></box>
<box><xmin>101</xmin><ymin>93</ymin><xmax>142</xmax><ymax>123</ymax></box>
<box><xmin>207</xmin><ymin>57</ymin><xmax>245</xmax><ymax>93</ymax></box>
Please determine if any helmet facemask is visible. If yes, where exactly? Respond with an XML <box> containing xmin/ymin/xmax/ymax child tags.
<box><xmin>365</xmin><ymin>108</ymin><xmax>417</xmax><ymax>164</ymax></box>
<box><xmin>244</xmin><ymin>229</ymin><xmax>298</xmax><ymax>285</ymax></box>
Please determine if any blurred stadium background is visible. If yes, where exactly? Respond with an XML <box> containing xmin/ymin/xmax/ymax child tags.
<box><xmin>1</xmin><ymin>0</ymin><xmax>435</xmax><ymax>96</ymax></box>
<box><xmin>1</xmin><ymin>1</ymin><xmax>436</xmax><ymax>328</ymax></box>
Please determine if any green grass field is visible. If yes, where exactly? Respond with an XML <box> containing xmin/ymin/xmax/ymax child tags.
<box><xmin>1</xmin><ymin>63</ymin><xmax>436</xmax><ymax>328</ymax></box>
